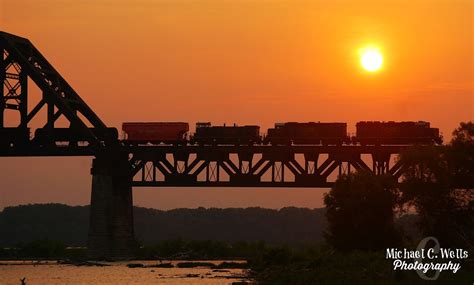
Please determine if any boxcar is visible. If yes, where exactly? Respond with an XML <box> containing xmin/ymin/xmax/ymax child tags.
<box><xmin>192</xmin><ymin>122</ymin><xmax>261</xmax><ymax>145</ymax></box>
<box><xmin>122</xmin><ymin>122</ymin><xmax>189</xmax><ymax>144</ymax></box>
<box><xmin>355</xmin><ymin>121</ymin><xmax>442</xmax><ymax>145</ymax></box>
<box><xmin>264</xmin><ymin>122</ymin><xmax>348</xmax><ymax>145</ymax></box>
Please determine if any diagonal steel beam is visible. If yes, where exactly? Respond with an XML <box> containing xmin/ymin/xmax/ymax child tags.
<box><xmin>320</xmin><ymin>160</ymin><xmax>340</xmax><ymax>178</ymax></box>
<box><xmin>314</xmin><ymin>157</ymin><xmax>333</xmax><ymax>176</ymax></box>
<box><xmin>256</xmin><ymin>161</ymin><xmax>273</xmax><ymax>177</ymax></box>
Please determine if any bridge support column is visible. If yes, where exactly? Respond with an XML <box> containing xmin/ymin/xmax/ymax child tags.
<box><xmin>87</xmin><ymin>152</ymin><xmax>135</xmax><ymax>260</ymax></box>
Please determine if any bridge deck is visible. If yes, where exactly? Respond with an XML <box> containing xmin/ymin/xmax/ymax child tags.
<box><xmin>0</xmin><ymin>144</ymin><xmax>415</xmax><ymax>157</ymax></box>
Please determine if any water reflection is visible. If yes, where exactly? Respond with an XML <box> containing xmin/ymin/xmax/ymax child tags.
<box><xmin>0</xmin><ymin>260</ymin><xmax>251</xmax><ymax>285</ymax></box>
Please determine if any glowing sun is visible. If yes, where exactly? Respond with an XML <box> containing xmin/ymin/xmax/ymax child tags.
<box><xmin>360</xmin><ymin>48</ymin><xmax>383</xmax><ymax>72</ymax></box>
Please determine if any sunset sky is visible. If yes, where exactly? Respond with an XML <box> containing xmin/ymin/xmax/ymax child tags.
<box><xmin>0</xmin><ymin>0</ymin><xmax>472</xmax><ymax>210</ymax></box>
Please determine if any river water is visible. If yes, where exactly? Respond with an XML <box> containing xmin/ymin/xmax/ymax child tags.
<box><xmin>0</xmin><ymin>260</ymin><xmax>251</xmax><ymax>285</ymax></box>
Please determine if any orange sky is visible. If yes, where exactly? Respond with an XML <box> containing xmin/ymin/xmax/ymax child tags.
<box><xmin>0</xmin><ymin>0</ymin><xmax>472</xmax><ymax>210</ymax></box>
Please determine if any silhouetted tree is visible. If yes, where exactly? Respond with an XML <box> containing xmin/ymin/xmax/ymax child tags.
<box><xmin>399</xmin><ymin>122</ymin><xmax>474</xmax><ymax>247</ymax></box>
<box><xmin>22</xmin><ymin>239</ymin><xmax>66</xmax><ymax>258</ymax></box>
<box><xmin>324</xmin><ymin>171</ymin><xmax>401</xmax><ymax>251</ymax></box>
<box><xmin>449</xmin><ymin>121</ymin><xmax>474</xmax><ymax>188</ymax></box>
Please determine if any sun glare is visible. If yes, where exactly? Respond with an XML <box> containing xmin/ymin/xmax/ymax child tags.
<box><xmin>360</xmin><ymin>47</ymin><xmax>383</xmax><ymax>72</ymax></box>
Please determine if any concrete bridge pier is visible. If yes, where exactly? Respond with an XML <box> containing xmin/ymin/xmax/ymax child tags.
<box><xmin>87</xmin><ymin>152</ymin><xmax>135</xmax><ymax>260</ymax></box>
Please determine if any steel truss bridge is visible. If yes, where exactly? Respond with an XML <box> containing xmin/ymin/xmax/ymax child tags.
<box><xmin>0</xmin><ymin>144</ymin><xmax>407</xmax><ymax>188</ymax></box>
<box><xmin>0</xmin><ymin>31</ymin><xmax>428</xmax><ymax>259</ymax></box>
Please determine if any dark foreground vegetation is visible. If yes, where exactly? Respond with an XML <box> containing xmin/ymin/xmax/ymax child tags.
<box><xmin>250</xmin><ymin>245</ymin><xmax>474</xmax><ymax>284</ymax></box>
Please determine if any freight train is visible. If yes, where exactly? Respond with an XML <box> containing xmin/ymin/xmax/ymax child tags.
<box><xmin>121</xmin><ymin>121</ymin><xmax>442</xmax><ymax>146</ymax></box>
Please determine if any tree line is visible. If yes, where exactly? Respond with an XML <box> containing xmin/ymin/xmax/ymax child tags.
<box><xmin>0</xmin><ymin>204</ymin><xmax>327</xmax><ymax>247</ymax></box>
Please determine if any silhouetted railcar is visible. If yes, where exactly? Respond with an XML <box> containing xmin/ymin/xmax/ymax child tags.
<box><xmin>122</xmin><ymin>122</ymin><xmax>189</xmax><ymax>144</ymax></box>
<box><xmin>0</xmin><ymin>128</ymin><xmax>29</xmax><ymax>147</ymax></box>
<box><xmin>355</xmin><ymin>121</ymin><xmax>442</xmax><ymax>145</ymax></box>
<box><xmin>192</xmin><ymin>122</ymin><xmax>261</xmax><ymax>145</ymax></box>
<box><xmin>34</xmin><ymin>127</ymin><xmax>118</xmax><ymax>146</ymax></box>
<box><xmin>264</xmin><ymin>122</ymin><xmax>348</xmax><ymax>145</ymax></box>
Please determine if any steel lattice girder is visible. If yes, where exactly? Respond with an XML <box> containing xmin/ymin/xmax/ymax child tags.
<box><xmin>128</xmin><ymin>145</ymin><xmax>409</xmax><ymax>187</ymax></box>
